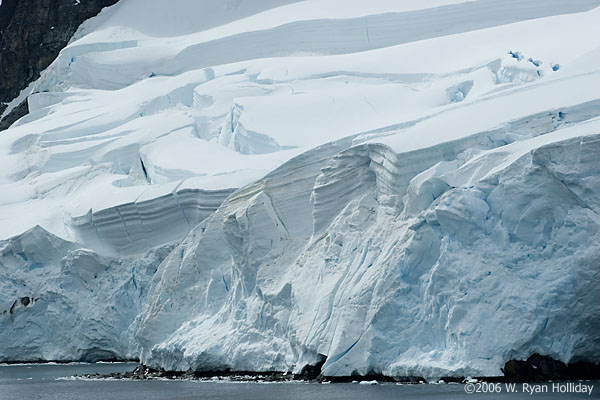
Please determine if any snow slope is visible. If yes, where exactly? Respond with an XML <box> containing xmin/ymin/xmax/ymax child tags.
<box><xmin>0</xmin><ymin>0</ymin><xmax>599</xmax><ymax>378</ymax></box>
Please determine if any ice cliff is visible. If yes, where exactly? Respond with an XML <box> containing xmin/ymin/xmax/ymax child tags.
<box><xmin>0</xmin><ymin>0</ymin><xmax>599</xmax><ymax>379</ymax></box>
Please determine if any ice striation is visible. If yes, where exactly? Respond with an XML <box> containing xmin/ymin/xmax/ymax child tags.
<box><xmin>72</xmin><ymin>188</ymin><xmax>234</xmax><ymax>255</ymax></box>
<box><xmin>0</xmin><ymin>0</ymin><xmax>599</xmax><ymax>379</ymax></box>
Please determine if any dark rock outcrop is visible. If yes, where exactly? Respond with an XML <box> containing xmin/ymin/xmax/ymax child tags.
<box><xmin>0</xmin><ymin>98</ymin><xmax>27</xmax><ymax>131</ymax></box>
<box><xmin>0</xmin><ymin>0</ymin><xmax>120</xmax><ymax>130</ymax></box>
<box><xmin>5</xmin><ymin>296</ymin><xmax>37</xmax><ymax>315</ymax></box>
<box><xmin>295</xmin><ymin>354</ymin><xmax>327</xmax><ymax>381</ymax></box>
<box><xmin>502</xmin><ymin>354</ymin><xmax>600</xmax><ymax>382</ymax></box>
<box><xmin>91</xmin><ymin>363</ymin><xmax>425</xmax><ymax>383</ymax></box>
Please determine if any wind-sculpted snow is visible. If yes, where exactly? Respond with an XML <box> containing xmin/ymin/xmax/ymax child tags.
<box><xmin>0</xmin><ymin>0</ymin><xmax>599</xmax><ymax>376</ymax></box>
<box><xmin>32</xmin><ymin>0</ymin><xmax>600</xmax><ymax>92</ymax></box>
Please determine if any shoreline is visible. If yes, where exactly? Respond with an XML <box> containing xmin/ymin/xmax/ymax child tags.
<box><xmin>3</xmin><ymin>354</ymin><xmax>599</xmax><ymax>384</ymax></box>
<box><xmin>0</xmin><ymin>359</ymin><xmax>139</xmax><ymax>366</ymax></box>
<box><xmin>75</xmin><ymin>359</ymin><xmax>600</xmax><ymax>385</ymax></box>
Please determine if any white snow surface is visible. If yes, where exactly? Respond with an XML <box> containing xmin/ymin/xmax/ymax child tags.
<box><xmin>1</xmin><ymin>0</ymin><xmax>599</xmax><ymax>379</ymax></box>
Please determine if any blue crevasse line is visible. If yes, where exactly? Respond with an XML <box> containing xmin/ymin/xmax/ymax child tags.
<box><xmin>28</xmin><ymin>263</ymin><xmax>44</xmax><ymax>271</ymax></box>
<box><xmin>326</xmin><ymin>336</ymin><xmax>361</xmax><ymax>366</ymax></box>
<box><xmin>222</xmin><ymin>275</ymin><xmax>229</xmax><ymax>292</ymax></box>
<box><xmin>509</xmin><ymin>51</ymin><xmax>523</xmax><ymax>61</ymax></box>
<box><xmin>528</xmin><ymin>57</ymin><xmax>541</xmax><ymax>67</ymax></box>
<box><xmin>357</xmin><ymin>239</ymin><xmax>371</xmax><ymax>269</ymax></box>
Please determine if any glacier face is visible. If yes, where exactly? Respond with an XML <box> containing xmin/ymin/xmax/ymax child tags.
<box><xmin>0</xmin><ymin>225</ymin><xmax>175</xmax><ymax>361</ymax></box>
<box><xmin>0</xmin><ymin>0</ymin><xmax>599</xmax><ymax>378</ymax></box>
<box><xmin>137</xmin><ymin>118</ymin><xmax>600</xmax><ymax>378</ymax></box>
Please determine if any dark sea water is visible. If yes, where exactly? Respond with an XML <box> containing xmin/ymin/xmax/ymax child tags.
<box><xmin>1</xmin><ymin>363</ymin><xmax>598</xmax><ymax>400</ymax></box>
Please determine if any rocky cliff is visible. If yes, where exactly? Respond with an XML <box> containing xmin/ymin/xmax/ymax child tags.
<box><xmin>0</xmin><ymin>0</ymin><xmax>119</xmax><ymax>130</ymax></box>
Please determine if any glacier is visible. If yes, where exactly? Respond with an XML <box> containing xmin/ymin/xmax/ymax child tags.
<box><xmin>0</xmin><ymin>0</ymin><xmax>599</xmax><ymax>379</ymax></box>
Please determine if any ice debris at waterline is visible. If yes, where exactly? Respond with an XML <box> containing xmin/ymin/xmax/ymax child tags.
<box><xmin>1</xmin><ymin>0</ymin><xmax>599</xmax><ymax>380</ymax></box>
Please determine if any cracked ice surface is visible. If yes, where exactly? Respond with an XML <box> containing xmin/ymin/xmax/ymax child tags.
<box><xmin>0</xmin><ymin>0</ymin><xmax>599</xmax><ymax>376</ymax></box>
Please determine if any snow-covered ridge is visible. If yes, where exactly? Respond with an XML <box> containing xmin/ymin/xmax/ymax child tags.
<box><xmin>0</xmin><ymin>0</ymin><xmax>599</xmax><ymax>378</ymax></box>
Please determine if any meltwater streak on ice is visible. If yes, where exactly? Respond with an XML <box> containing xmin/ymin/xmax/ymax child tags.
<box><xmin>0</xmin><ymin>0</ymin><xmax>599</xmax><ymax>379</ymax></box>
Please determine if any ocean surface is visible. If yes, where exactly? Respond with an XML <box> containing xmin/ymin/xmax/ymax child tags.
<box><xmin>0</xmin><ymin>363</ymin><xmax>598</xmax><ymax>399</ymax></box>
